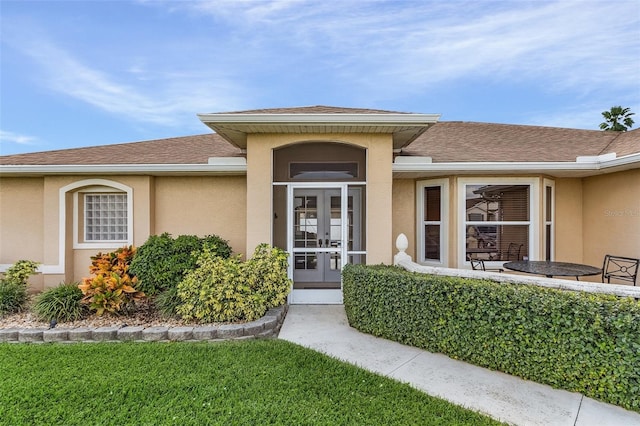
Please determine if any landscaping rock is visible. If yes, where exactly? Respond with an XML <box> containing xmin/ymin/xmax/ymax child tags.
<box><xmin>1</xmin><ymin>304</ymin><xmax>288</xmax><ymax>343</ymax></box>
<box><xmin>142</xmin><ymin>326</ymin><xmax>169</xmax><ymax>341</ymax></box>
<box><xmin>19</xmin><ymin>328</ymin><xmax>46</xmax><ymax>342</ymax></box>
<box><xmin>43</xmin><ymin>328</ymin><xmax>69</xmax><ymax>342</ymax></box>
<box><xmin>118</xmin><ymin>326</ymin><xmax>145</xmax><ymax>341</ymax></box>
<box><xmin>217</xmin><ymin>324</ymin><xmax>244</xmax><ymax>339</ymax></box>
<box><xmin>67</xmin><ymin>327</ymin><xmax>92</xmax><ymax>341</ymax></box>
<box><xmin>262</xmin><ymin>316</ymin><xmax>278</xmax><ymax>331</ymax></box>
<box><xmin>192</xmin><ymin>326</ymin><xmax>218</xmax><ymax>340</ymax></box>
<box><xmin>265</xmin><ymin>305</ymin><xmax>287</xmax><ymax>322</ymax></box>
<box><xmin>243</xmin><ymin>319</ymin><xmax>265</xmax><ymax>335</ymax></box>
<box><xmin>0</xmin><ymin>328</ymin><xmax>20</xmax><ymax>342</ymax></box>
<box><xmin>168</xmin><ymin>327</ymin><xmax>193</xmax><ymax>341</ymax></box>
<box><xmin>92</xmin><ymin>326</ymin><xmax>120</xmax><ymax>341</ymax></box>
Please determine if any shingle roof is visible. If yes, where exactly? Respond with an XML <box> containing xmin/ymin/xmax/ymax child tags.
<box><xmin>0</xmin><ymin>134</ymin><xmax>241</xmax><ymax>166</ymax></box>
<box><xmin>1</xmin><ymin>117</ymin><xmax>638</xmax><ymax>167</ymax></box>
<box><xmin>211</xmin><ymin>105</ymin><xmax>412</xmax><ymax>115</ymax></box>
<box><xmin>600</xmin><ymin>128</ymin><xmax>640</xmax><ymax>158</ymax></box>
<box><xmin>402</xmin><ymin>122</ymin><xmax>639</xmax><ymax>162</ymax></box>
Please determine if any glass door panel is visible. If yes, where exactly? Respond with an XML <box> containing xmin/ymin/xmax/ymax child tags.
<box><xmin>293</xmin><ymin>189</ymin><xmax>342</xmax><ymax>286</ymax></box>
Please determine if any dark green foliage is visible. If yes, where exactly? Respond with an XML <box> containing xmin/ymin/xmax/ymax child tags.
<box><xmin>0</xmin><ymin>281</ymin><xmax>28</xmax><ymax>316</ymax></box>
<box><xmin>342</xmin><ymin>264</ymin><xmax>640</xmax><ymax>412</ymax></box>
<box><xmin>129</xmin><ymin>233</ymin><xmax>232</xmax><ymax>295</ymax></box>
<box><xmin>32</xmin><ymin>283</ymin><xmax>87</xmax><ymax>322</ymax></box>
<box><xmin>154</xmin><ymin>285</ymin><xmax>181</xmax><ymax>319</ymax></box>
<box><xmin>0</xmin><ymin>260</ymin><xmax>39</xmax><ymax>316</ymax></box>
<box><xmin>0</xmin><ymin>340</ymin><xmax>501</xmax><ymax>425</ymax></box>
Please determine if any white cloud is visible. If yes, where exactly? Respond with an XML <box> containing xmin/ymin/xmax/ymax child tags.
<box><xmin>158</xmin><ymin>0</ymin><xmax>640</xmax><ymax>95</ymax></box>
<box><xmin>3</xmin><ymin>0</ymin><xmax>638</xmax><ymax>132</ymax></box>
<box><xmin>0</xmin><ymin>130</ymin><xmax>37</xmax><ymax>146</ymax></box>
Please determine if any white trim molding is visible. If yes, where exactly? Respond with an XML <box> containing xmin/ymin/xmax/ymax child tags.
<box><xmin>416</xmin><ymin>178</ymin><xmax>449</xmax><ymax>266</ymax></box>
<box><xmin>458</xmin><ymin>177</ymin><xmax>540</xmax><ymax>268</ymax></box>
<box><xmin>28</xmin><ymin>179</ymin><xmax>135</xmax><ymax>275</ymax></box>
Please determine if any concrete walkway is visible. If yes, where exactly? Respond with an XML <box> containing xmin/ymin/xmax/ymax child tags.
<box><xmin>278</xmin><ymin>305</ymin><xmax>640</xmax><ymax>426</ymax></box>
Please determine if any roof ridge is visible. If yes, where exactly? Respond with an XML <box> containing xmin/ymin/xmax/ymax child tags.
<box><xmin>209</xmin><ymin>105</ymin><xmax>414</xmax><ymax>115</ymax></box>
<box><xmin>597</xmin><ymin>128</ymin><xmax>639</xmax><ymax>156</ymax></box>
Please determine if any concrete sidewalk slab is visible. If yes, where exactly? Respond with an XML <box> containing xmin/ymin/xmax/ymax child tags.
<box><xmin>278</xmin><ymin>305</ymin><xmax>640</xmax><ymax>426</ymax></box>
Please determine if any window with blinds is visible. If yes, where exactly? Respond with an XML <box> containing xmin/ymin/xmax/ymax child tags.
<box><xmin>423</xmin><ymin>186</ymin><xmax>442</xmax><ymax>261</ymax></box>
<box><xmin>465</xmin><ymin>184</ymin><xmax>530</xmax><ymax>261</ymax></box>
<box><xmin>417</xmin><ymin>178</ymin><xmax>448</xmax><ymax>265</ymax></box>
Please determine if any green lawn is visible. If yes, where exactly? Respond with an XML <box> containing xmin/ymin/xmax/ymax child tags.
<box><xmin>0</xmin><ymin>339</ymin><xmax>502</xmax><ymax>425</ymax></box>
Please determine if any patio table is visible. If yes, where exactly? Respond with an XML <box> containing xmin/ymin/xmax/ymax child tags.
<box><xmin>503</xmin><ymin>260</ymin><xmax>602</xmax><ymax>280</ymax></box>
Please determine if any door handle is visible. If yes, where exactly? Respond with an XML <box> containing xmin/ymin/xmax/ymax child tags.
<box><xmin>325</xmin><ymin>238</ymin><xmax>330</xmax><ymax>247</ymax></box>
<box><xmin>318</xmin><ymin>239</ymin><xmax>323</xmax><ymax>247</ymax></box>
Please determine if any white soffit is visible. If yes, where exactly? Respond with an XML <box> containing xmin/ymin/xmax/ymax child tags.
<box><xmin>197</xmin><ymin>112</ymin><xmax>441</xmax><ymax>150</ymax></box>
<box><xmin>392</xmin><ymin>153</ymin><xmax>640</xmax><ymax>178</ymax></box>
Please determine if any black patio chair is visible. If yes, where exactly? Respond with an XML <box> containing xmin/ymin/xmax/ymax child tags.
<box><xmin>506</xmin><ymin>243</ymin><xmax>523</xmax><ymax>261</ymax></box>
<box><xmin>602</xmin><ymin>255</ymin><xmax>639</xmax><ymax>286</ymax></box>
<box><xmin>469</xmin><ymin>258</ymin><xmax>504</xmax><ymax>273</ymax></box>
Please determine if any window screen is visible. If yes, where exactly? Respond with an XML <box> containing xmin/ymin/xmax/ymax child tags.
<box><xmin>465</xmin><ymin>184</ymin><xmax>529</xmax><ymax>261</ymax></box>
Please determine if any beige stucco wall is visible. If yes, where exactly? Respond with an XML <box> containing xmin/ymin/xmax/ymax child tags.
<box><xmin>154</xmin><ymin>176</ymin><xmax>247</xmax><ymax>257</ymax></box>
<box><xmin>0</xmin><ymin>178</ymin><xmax>46</xmax><ymax>290</ymax></box>
<box><xmin>0</xmin><ymin>178</ymin><xmax>44</xmax><ymax>263</ymax></box>
<box><xmin>392</xmin><ymin>179</ymin><xmax>416</xmax><ymax>259</ymax></box>
<box><xmin>1</xmin><ymin>174</ymin><xmax>247</xmax><ymax>291</ymax></box>
<box><xmin>582</xmin><ymin>169</ymin><xmax>640</xmax><ymax>269</ymax></box>
<box><xmin>3</xmin><ymin>164</ymin><xmax>637</xmax><ymax>291</ymax></box>
<box><xmin>554</xmin><ymin>178</ymin><xmax>584</xmax><ymax>263</ymax></box>
<box><xmin>246</xmin><ymin>133</ymin><xmax>393</xmax><ymax>265</ymax></box>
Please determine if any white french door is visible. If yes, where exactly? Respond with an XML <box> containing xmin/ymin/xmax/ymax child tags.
<box><xmin>287</xmin><ymin>184</ymin><xmax>362</xmax><ymax>304</ymax></box>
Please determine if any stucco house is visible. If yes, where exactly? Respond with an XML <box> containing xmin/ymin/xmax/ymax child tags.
<box><xmin>1</xmin><ymin>106</ymin><xmax>639</xmax><ymax>304</ymax></box>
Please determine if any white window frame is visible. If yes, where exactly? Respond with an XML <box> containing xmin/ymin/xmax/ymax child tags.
<box><xmin>73</xmin><ymin>183</ymin><xmax>133</xmax><ymax>249</ymax></box>
<box><xmin>543</xmin><ymin>179</ymin><xmax>555</xmax><ymax>261</ymax></box>
<box><xmin>458</xmin><ymin>177</ymin><xmax>539</xmax><ymax>267</ymax></box>
<box><xmin>417</xmin><ymin>178</ymin><xmax>449</xmax><ymax>266</ymax></box>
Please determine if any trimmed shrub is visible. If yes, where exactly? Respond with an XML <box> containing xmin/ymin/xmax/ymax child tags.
<box><xmin>342</xmin><ymin>264</ymin><xmax>640</xmax><ymax>412</ymax></box>
<box><xmin>0</xmin><ymin>260</ymin><xmax>40</xmax><ymax>316</ymax></box>
<box><xmin>79</xmin><ymin>246</ymin><xmax>145</xmax><ymax>316</ymax></box>
<box><xmin>2</xmin><ymin>260</ymin><xmax>40</xmax><ymax>286</ymax></box>
<box><xmin>176</xmin><ymin>244</ymin><xmax>291</xmax><ymax>323</ymax></box>
<box><xmin>177</xmin><ymin>249</ymin><xmax>265</xmax><ymax>323</ymax></box>
<box><xmin>244</xmin><ymin>243</ymin><xmax>291</xmax><ymax>309</ymax></box>
<box><xmin>129</xmin><ymin>233</ymin><xmax>232</xmax><ymax>296</ymax></box>
<box><xmin>32</xmin><ymin>283</ymin><xmax>87</xmax><ymax>322</ymax></box>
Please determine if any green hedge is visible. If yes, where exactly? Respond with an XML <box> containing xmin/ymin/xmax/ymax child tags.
<box><xmin>342</xmin><ymin>264</ymin><xmax>640</xmax><ymax>412</ymax></box>
<box><xmin>129</xmin><ymin>233</ymin><xmax>232</xmax><ymax>296</ymax></box>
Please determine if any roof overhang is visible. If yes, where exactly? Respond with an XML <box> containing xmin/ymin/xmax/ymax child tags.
<box><xmin>392</xmin><ymin>152</ymin><xmax>640</xmax><ymax>178</ymax></box>
<box><xmin>0</xmin><ymin>162</ymin><xmax>247</xmax><ymax>177</ymax></box>
<box><xmin>197</xmin><ymin>112</ymin><xmax>441</xmax><ymax>150</ymax></box>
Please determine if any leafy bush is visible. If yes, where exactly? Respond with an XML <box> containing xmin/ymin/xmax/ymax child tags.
<box><xmin>244</xmin><ymin>244</ymin><xmax>291</xmax><ymax>309</ymax></box>
<box><xmin>342</xmin><ymin>264</ymin><xmax>640</xmax><ymax>412</ymax></box>
<box><xmin>0</xmin><ymin>260</ymin><xmax>40</xmax><ymax>316</ymax></box>
<box><xmin>32</xmin><ymin>283</ymin><xmax>87</xmax><ymax>322</ymax></box>
<box><xmin>129</xmin><ymin>233</ymin><xmax>232</xmax><ymax>296</ymax></box>
<box><xmin>79</xmin><ymin>246</ymin><xmax>145</xmax><ymax>316</ymax></box>
<box><xmin>176</xmin><ymin>244</ymin><xmax>291</xmax><ymax>323</ymax></box>
<box><xmin>2</xmin><ymin>260</ymin><xmax>40</xmax><ymax>285</ymax></box>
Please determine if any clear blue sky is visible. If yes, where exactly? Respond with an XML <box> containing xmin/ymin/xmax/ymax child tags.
<box><xmin>1</xmin><ymin>0</ymin><xmax>639</xmax><ymax>155</ymax></box>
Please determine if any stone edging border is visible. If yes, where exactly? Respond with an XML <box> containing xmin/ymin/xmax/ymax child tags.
<box><xmin>0</xmin><ymin>305</ymin><xmax>288</xmax><ymax>344</ymax></box>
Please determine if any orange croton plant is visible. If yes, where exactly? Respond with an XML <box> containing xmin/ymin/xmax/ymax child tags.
<box><xmin>79</xmin><ymin>246</ymin><xmax>145</xmax><ymax>316</ymax></box>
